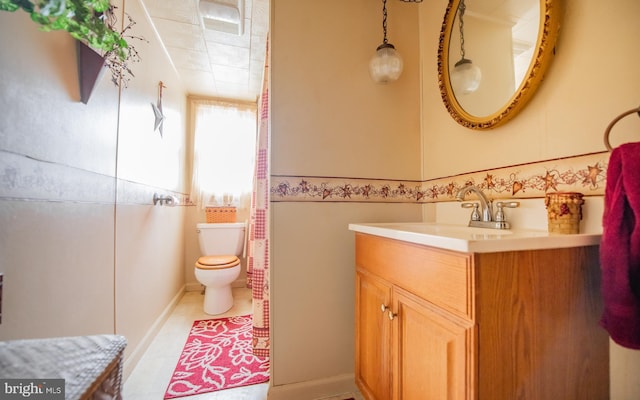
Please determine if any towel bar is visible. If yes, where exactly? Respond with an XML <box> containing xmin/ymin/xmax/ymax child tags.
<box><xmin>604</xmin><ymin>105</ymin><xmax>640</xmax><ymax>151</ymax></box>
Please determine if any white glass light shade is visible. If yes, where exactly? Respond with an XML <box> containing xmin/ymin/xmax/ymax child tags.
<box><xmin>451</xmin><ymin>58</ymin><xmax>481</xmax><ymax>94</ymax></box>
<box><xmin>369</xmin><ymin>43</ymin><xmax>403</xmax><ymax>84</ymax></box>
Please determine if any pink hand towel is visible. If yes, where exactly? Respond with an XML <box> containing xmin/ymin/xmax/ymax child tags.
<box><xmin>600</xmin><ymin>142</ymin><xmax>640</xmax><ymax>349</ymax></box>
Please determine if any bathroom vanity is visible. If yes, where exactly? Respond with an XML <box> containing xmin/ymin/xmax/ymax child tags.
<box><xmin>349</xmin><ymin>223</ymin><xmax>609</xmax><ymax>400</ymax></box>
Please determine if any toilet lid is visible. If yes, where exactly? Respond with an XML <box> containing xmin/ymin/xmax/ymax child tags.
<box><xmin>196</xmin><ymin>255</ymin><xmax>240</xmax><ymax>270</ymax></box>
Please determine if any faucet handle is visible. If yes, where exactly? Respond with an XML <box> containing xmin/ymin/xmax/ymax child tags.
<box><xmin>461</xmin><ymin>202</ymin><xmax>481</xmax><ymax>221</ymax></box>
<box><xmin>494</xmin><ymin>201</ymin><xmax>520</xmax><ymax>222</ymax></box>
<box><xmin>495</xmin><ymin>201</ymin><xmax>520</xmax><ymax>209</ymax></box>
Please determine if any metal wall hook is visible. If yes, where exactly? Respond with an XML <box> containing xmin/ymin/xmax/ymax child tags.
<box><xmin>153</xmin><ymin>193</ymin><xmax>178</xmax><ymax>206</ymax></box>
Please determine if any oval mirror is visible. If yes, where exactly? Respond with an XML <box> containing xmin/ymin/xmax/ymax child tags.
<box><xmin>438</xmin><ymin>0</ymin><xmax>561</xmax><ymax>130</ymax></box>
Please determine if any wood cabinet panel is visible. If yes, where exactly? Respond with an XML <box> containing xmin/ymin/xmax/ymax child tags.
<box><xmin>474</xmin><ymin>247</ymin><xmax>609</xmax><ymax>400</ymax></box>
<box><xmin>356</xmin><ymin>233</ymin><xmax>474</xmax><ymax>319</ymax></box>
<box><xmin>355</xmin><ymin>270</ymin><xmax>392</xmax><ymax>400</ymax></box>
<box><xmin>392</xmin><ymin>287</ymin><xmax>474</xmax><ymax>400</ymax></box>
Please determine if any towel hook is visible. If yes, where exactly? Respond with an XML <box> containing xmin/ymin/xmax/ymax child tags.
<box><xmin>603</xmin><ymin>105</ymin><xmax>640</xmax><ymax>151</ymax></box>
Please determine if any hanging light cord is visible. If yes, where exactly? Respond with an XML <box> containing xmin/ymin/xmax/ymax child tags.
<box><xmin>458</xmin><ymin>0</ymin><xmax>467</xmax><ymax>60</ymax></box>
<box><xmin>381</xmin><ymin>0</ymin><xmax>389</xmax><ymax>45</ymax></box>
<box><xmin>382</xmin><ymin>0</ymin><xmax>423</xmax><ymax>44</ymax></box>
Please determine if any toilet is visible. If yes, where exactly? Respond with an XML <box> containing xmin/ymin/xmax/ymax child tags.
<box><xmin>195</xmin><ymin>222</ymin><xmax>246</xmax><ymax>315</ymax></box>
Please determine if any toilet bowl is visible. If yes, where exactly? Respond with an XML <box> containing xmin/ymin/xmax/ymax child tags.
<box><xmin>195</xmin><ymin>222</ymin><xmax>245</xmax><ymax>315</ymax></box>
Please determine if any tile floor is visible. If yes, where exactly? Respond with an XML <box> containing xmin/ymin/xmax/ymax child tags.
<box><xmin>124</xmin><ymin>287</ymin><xmax>362</xmax><ymax>400</ymax></box>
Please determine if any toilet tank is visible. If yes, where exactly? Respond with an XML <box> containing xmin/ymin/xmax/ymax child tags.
<box><xmin>196</xmin><ymin>222</ymin><xmax>246</xmax><ymax>256</ymax></box>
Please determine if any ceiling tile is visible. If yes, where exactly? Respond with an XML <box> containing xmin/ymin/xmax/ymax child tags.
<box><xmin>203</xmin><ymin>23</ymin><xmax>251</xmax><ymax>48</ymax></box>
<box><xmin>212</xmin><ymin>64</ymin><xmax>249</xmax><ymax>84</ymax></box>
<box><xmin>167</xmin><ymin>47</ymin><xmax>212</xmax><ymax>72</ymax></box>
<box><xmin>179</xmin><ymin>68</ymin><xmax>217</xmax><ymax>94</ymax></box>
<box><xmin>250</xmin><ymin>34</ymin><xmax>267</xmax><ymax>61</ymax></box>
<box><xmin>142</xmin><ymin>0</ymin><xmax>268</xmax><ymax>101</ymax></box>
<box><xmin>250</xmin><ymin>0</ymin><xmax>269</xmax><ymax>36</ymax></box>
<box><xmin>153</xmin><ymin>19</ymin><xmax>206</xmax><ymax>51</ymax></box>
<box><xmin>207</xmin><ymin>43</ymin><xmax>251</xmax><ymax>68</ymax></box>
<box><xmin>145</xmin><ymin>0</ymin><xmax>199</xmax><ymax>25</ymax></box>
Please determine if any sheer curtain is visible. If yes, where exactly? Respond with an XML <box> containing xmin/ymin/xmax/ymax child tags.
<box><xmin>190</xmin><ymin>100</ymin><xmax>257</xmax><ymax>209</ymax></box>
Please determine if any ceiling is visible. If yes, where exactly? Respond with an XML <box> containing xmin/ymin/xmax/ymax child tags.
<box><xmin>140</xmin><ymin>0</ymin><xmax>536</xmax><ymax>104</ymax></box>
<box><xmin>142</xmin><ymin>0</ymin><xmax>269</xmax><ymax>103</ymax></box>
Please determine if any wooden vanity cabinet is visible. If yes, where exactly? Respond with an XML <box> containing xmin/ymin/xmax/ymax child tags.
<box><xmin>354</xmin><ymin>233</ymin><xmax>609</xmax><ymax>400</ymax></box>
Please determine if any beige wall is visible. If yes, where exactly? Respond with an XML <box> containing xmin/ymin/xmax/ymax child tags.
<box><xmin>269</xmin><ymin>0</ymin><xmax>422</xmax><ymax>397</ymax></box>
<box><xmin>0</xmin><ymin>0</ymin><xmax>188</xmax><ymax>378</ymax></box>
<box><xmin>421</xmin><ymin>0</ymin><xmax>640</xmax><ymax>176</ymax></box>
<box><xmin>270</xmin><ymin>0</ymin><xmax>640</xmax><ymax>398</ymax></box>
<box><xmin>421</xmin><ymin>0</ymin><xmax>640</xmax><ymax>399</ymax></box>
<box><xmin>271</xmin><ymin>0</ymin><xmax>421</xmax><ymax>180</ymax></box>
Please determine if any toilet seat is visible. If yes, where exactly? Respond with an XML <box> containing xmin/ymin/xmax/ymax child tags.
<box><xmin>196</xmin><ymin>255</ymin><xmax>240</xmax><ymax>270</ymax></box>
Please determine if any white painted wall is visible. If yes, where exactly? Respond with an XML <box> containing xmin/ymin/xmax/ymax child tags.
<box><xmin>0</xmin><ymin>0</ymin><xmax>189</xmax><ymax>379</ymax></box>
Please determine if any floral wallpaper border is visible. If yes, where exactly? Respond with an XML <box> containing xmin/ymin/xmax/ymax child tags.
<box><xmin>271</xmin><ymin>152</ymin><xmax>610</xmax><ymax>203</ymax></box>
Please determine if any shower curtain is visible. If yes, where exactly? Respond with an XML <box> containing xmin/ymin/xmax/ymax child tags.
<box><xmin>247</xmin><ymin>38</ymin><xmax>270</xmax><ymax>358</ymax></box>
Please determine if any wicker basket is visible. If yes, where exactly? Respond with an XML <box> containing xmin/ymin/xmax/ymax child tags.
<box><xmin>205</xmin><ymin>206</ymin><xmax>237</xmax><ymax>223</ymax></box>
<box><xmin>545</xmin><ymin>192</ymin><xmax>584</xmax><ymax>234</ymax></box>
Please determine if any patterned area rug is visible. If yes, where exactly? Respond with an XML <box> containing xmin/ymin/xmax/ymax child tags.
<box><xmin>164</xmin><ymin>315</ymin><xmax>270</xmax><ymax>399</ymax></box>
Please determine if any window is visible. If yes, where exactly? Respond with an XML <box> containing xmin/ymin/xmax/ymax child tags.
<box><xmin>190</xmin><ymin>100</ymin><xmax>257</xmax><ymax>208</ymax></box>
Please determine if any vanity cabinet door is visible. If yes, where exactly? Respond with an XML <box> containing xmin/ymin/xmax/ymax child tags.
<box><xmin>355</xmin><ymin>270</ymin><xmax>392</xmax><ymax>400</ymax></box>
<box><xmin>391</xmin><ymin>287</ymin><xmax>475</xmax><ymax>400</ymax></box>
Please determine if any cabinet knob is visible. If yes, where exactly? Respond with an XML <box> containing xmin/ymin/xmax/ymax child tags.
<box><xmin>381</xmin><ymin>304</ymin><xmax>389</xmax><ymax>313</ymax></box>
<box><xmin>388</xmin><ymin>310</ymin><xmax>397</xmax><ymax>321</ymax></box>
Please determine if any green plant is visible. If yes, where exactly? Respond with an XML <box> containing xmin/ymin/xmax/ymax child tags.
<box><xmin>0</xmin><ymin>0</ymin><xmax>145</xmax><ymax>86</ymax></box>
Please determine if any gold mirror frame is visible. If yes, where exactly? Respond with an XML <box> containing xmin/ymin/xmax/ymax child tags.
<box><xmin>437</xmin><ymin>0</ymin><xmax>562</xmax><ymax>130</ymax></box>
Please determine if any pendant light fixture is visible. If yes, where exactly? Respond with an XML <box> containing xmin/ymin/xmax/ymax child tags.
<box><xmin>369</xmin><ymin>0</ymin><xmax>403</xmax><ymax>84</ymax></box>
<box><xmin>450</xmin><ymin>0</ymin><xmax>481</xmax><ymax>94</ymax></box>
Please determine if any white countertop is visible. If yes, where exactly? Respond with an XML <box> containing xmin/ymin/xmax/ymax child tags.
<box><xmin>348</xmin><ymin>222</ymin><xmax>602</xmax><ymax>253</ymax></box>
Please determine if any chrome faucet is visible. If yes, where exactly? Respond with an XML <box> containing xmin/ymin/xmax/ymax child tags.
<box><xmin>455</xmin><ymin>185</ymin><xmax>493</xmax><ymax>222</ymax></box>
<box><xmin>455</xmin><ymin>185</ymin><xmax>519</xmax><ymax>229</ymax></box>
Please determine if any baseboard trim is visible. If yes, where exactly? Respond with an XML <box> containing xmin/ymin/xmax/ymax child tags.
<box><xmin>267</xmin><ymin>373</ymin><xmax>357</xmax><ymax>400</ymax></box>
<box><xmin>122</xmin><ymin>285</ymin><xmax>185</xmax><ymax>380</ymax></box>
<box><xmin>185</xmin><ymin>282</ymin><xmax>202</xmax><ymax>292</ymax></box>
<box><xmin>232</xmin><ymin>278</ymin><xmax>246</xmax><ymax>288</ymax></box>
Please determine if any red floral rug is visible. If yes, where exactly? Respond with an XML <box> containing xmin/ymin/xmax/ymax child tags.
<box><xmin>164</xmin><ymin>314</ymin><xmax>270</xmax><ymax>399</ymax></box>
